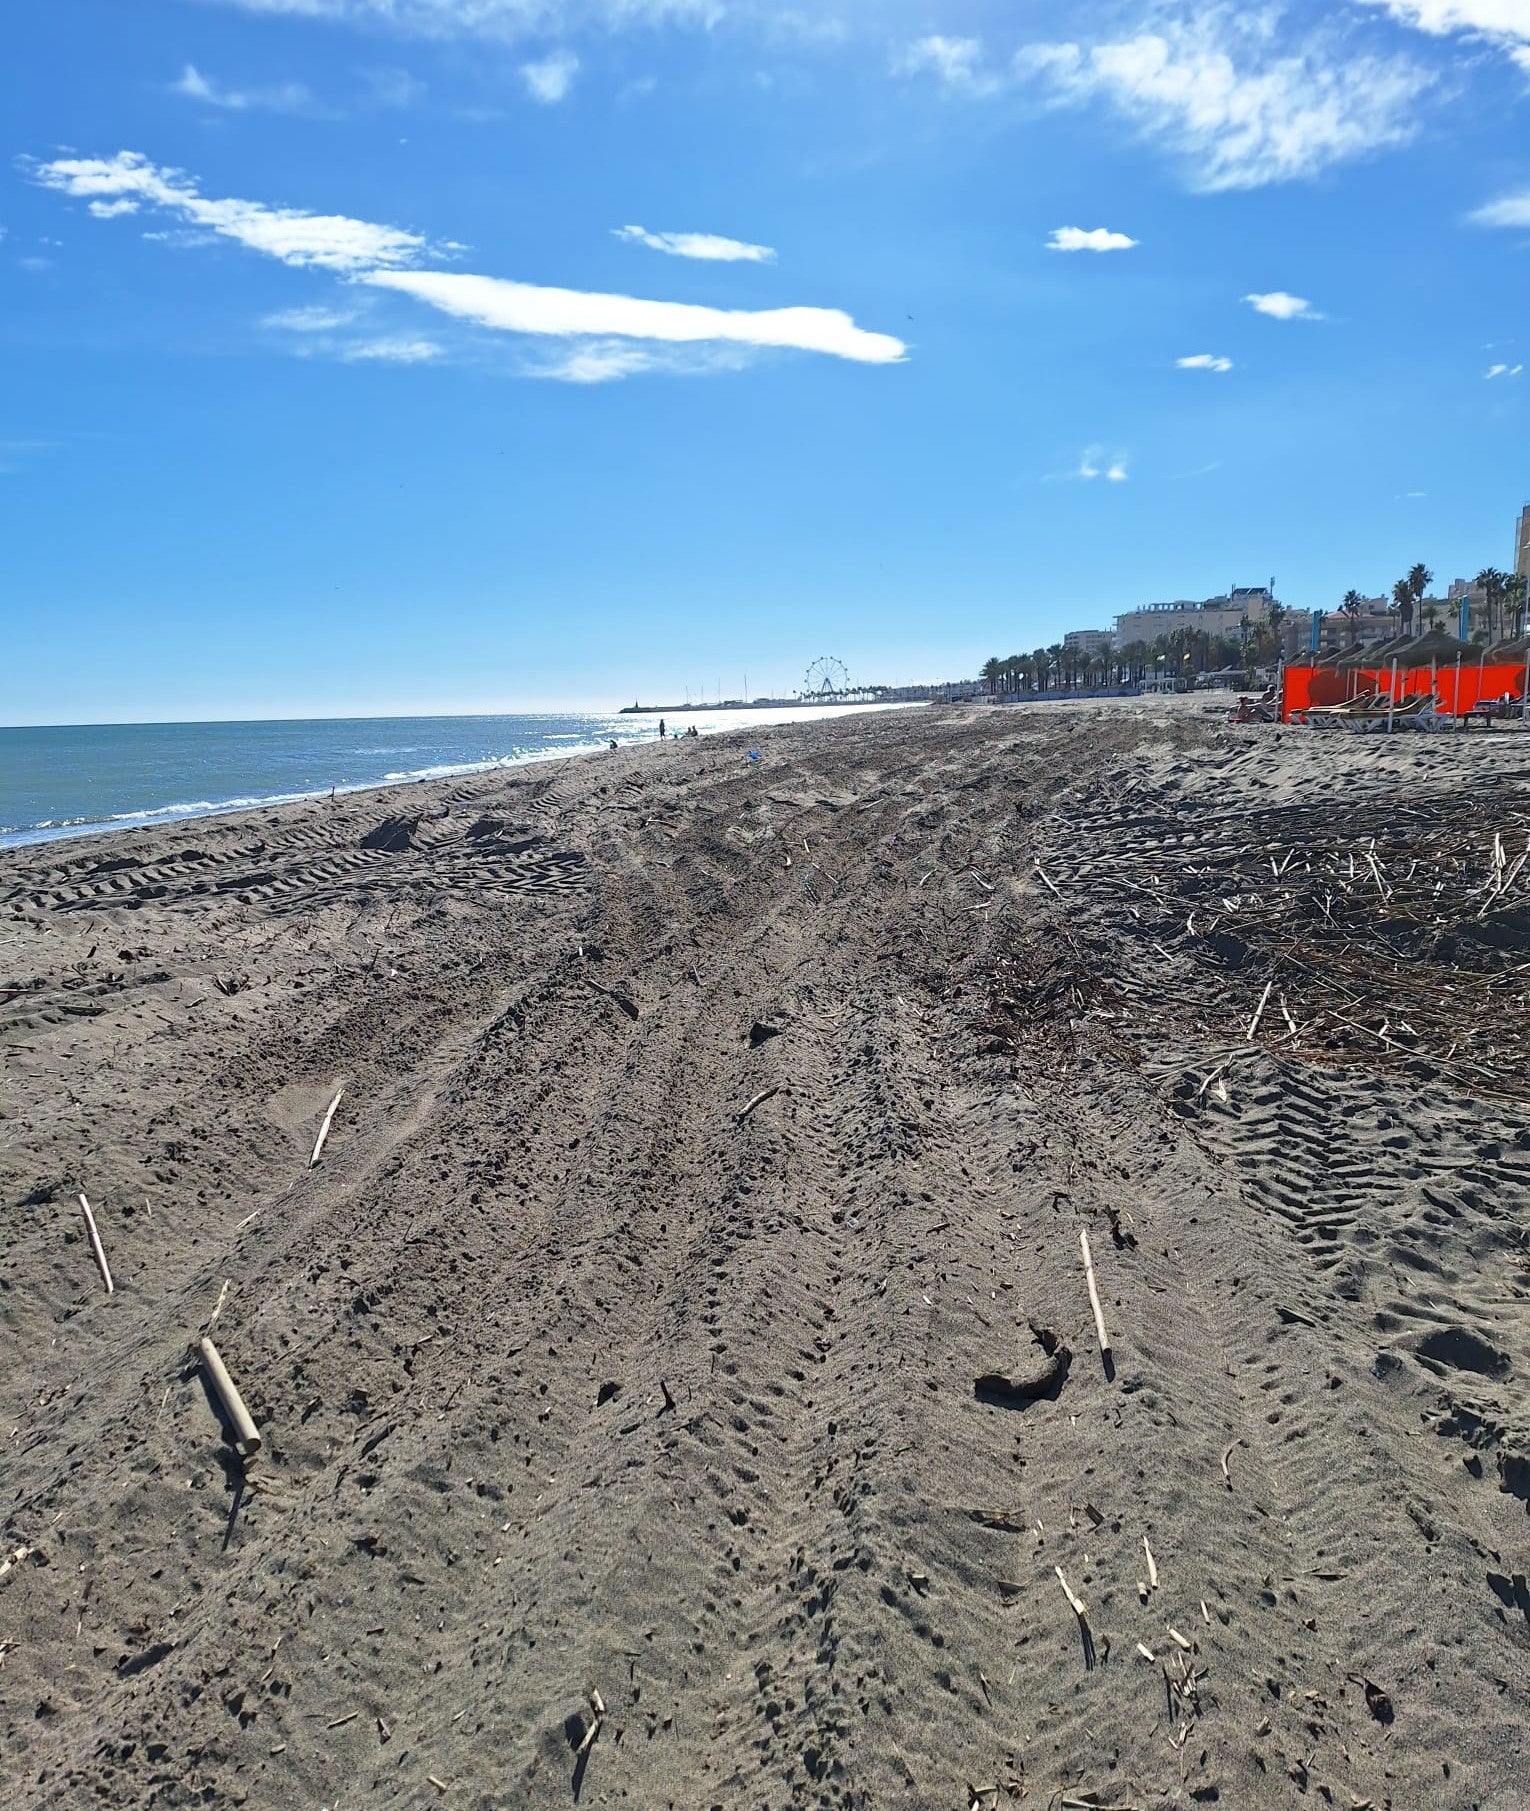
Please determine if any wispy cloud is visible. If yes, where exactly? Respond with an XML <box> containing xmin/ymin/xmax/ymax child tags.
<box><xmin>172</xmin><ymin>63</ymin><xmax>319</xmax><ymax>113</ymax></box>
<box><xmin>34</xmin><ymin>149</ymin><xmax>906</xmax><ymax>372</ymax></box>
<box><xmin>520</xmin><ymin>51</ymin><xmax>579</xmax><ymax>103</ymax></box>
<box><xmin>1073</xmin><ymin>444</ymin><xmax>1130</xmax><ymax>482</ymax></box>
<box><xmin>1469</xmin><ymin>190</ymin><xmax>1530</xmax><ymax>227</ymax></box>
<box><xmin>361</xmin><ymin>66</ymin><xmax>426</xmax><ymax>108</ymax></box>
<box><xmin>614</xmin><ymin>224</ymin><xmax>776</xmax><ymax>262</ymax></box>
<box><xmin>893</xmin><ymin>36</ymin><xmax>1003</xmax><ymax>97</ymax></box>
<box><xmin>1177</xmin><ymin>353</ymin><xmax>1233</xmax><ymax>371</ymax></box>
<box><xmin>30</xmin><ymin>152</ymin><xmax>429</xmax><ymax>271</ymax></box>
<box><xmin>533</xmin><ymin>342</ymin><xmax>659</xmax><ymax>383</ymax></box>
<box><xmin>1047</xmin><ymin>225</ymin><xmax>1137</xmax><ymax>253</ymax></box>
<box><xmin>341</xmin><ymin>336</ymin><xmax>442</xmax><ymax>362</ymax></box>
<box><xmin>1015</xmin><ymin>10</ymin><xmax>1434</xmax><ymax>191</ymax></box>
<box><xmin>198</xmin><ymin>0</ymin><xmax>722</xmax><ymax>39</ymax></box>
<box><xmin>365</xmin><ymin>269</ymin><xmax>907</xmax><ymax>363</ymax></box>
<box><xmin>1485</xmin><ymin>361</ymin><xmax>1524</xmax><ymax>379</ymax></box>
<box><xmin>262</xmin><ymin>304</ymin><xmax>362</xmax><ymax>331</ymax></box>
<box><xmin>1244</xmin><ymin>290</ymin><xmax>1323</xmax><ymax>320</ymax></box>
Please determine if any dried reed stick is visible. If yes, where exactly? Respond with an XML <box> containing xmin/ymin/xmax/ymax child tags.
<box><xmin>310</xmin><ymin>1086</ymin><xmax>344</xmax><ymax>1168</ymax></box>
<box><xmin>78</xmin><ymin>1194</ymin><xmax>114</xmax><ymax>1295</ymax></box>
<box><xmin>1079</xmin><ymin>1229</ymin><xmax>1111</xmax><ymax>1362</ymax></box>
<box><xmin>199</xmin><ymin>1336</ymin><xmax>262</xmax><ymax>1458</ymax></box>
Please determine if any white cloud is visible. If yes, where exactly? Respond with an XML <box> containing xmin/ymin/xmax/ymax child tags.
<box><xmin>1469</xmin><ymin>190</ymin><xmax>1530</xmax><ymax>227</ymax></box>
<box><xmin>614</xmin><ymin>224</ymin><xmax>776</xmax><ymax>262</ymax></box>
<box><xmin>198</xmin><ymin>0</ymin><xmax>722</xmax><ymax>38</ymax></box>
<box><xmin>520</xmin><ymin>51</ymin><xmax>579</xmax><ymax>103</ymax></box>
<box><xmin>1244</xmin><ymin>290</ymin><xmax>1323</xmax><ymax>320</ymax></box>
<box><xmin>894</xmin><ymin>35</ymin><xmax>1003</xmax><ymax>97</ymax></box>
<box><xmin>1048</xmin><ymin>225</ymin><xmax>1138</xmax><ymax>253</ymax></box>
<box><xmin>263</xmin><ymin>304</ymin><xmax>361</xmax><ymax>330</ymax></box>
<box><xmin>172</xmin><ymin>63</ymin><xmax>318</xmax><ymax>112</ymax></box>
<box><xmin>365</xmin><ymin>268</ymin><xmax>907</xmax><ymax>363</ymax></box>
<box><xmin>36</xmin><ymin>149</ymin><xmax>904</xmax><ymax>373</ymax></box>
<box><xmin>1178</xmin><ymin>353</ymin><xmax>1233</xmax><ymax>371</ymax></box>
<box><xmin>1352</xmin><ymin>1</ymin><xmax>1530</xmax><ymax>68</ymax></box>
<box><xmin>1017</xmin><ymin>12</ymin><xmax>1434</xmax><ymax>190</ymax></box>
<box><xmin>30</xmin><ymin>152</ymin><xmax>428</xmax><ymax>271</ymax></box>
<box><xmin>1485</xmin><ymin>361</ymin><xmax>1524</xmax><ymax>378</ymax></box>
<box><xmin>341</xmin><ymin>336</ymin><xmax>442</xmax><ymax>362</ymax></box>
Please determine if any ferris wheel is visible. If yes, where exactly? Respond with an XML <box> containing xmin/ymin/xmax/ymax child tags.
<box><xmin>803</xmin><ymin>656</ymin><xmax>850</xmax><ymax>698</ymax></box>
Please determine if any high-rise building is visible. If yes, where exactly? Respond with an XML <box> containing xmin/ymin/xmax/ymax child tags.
<box><xmin>1516</xmin><ymin>502</ymin><xmax>1530</xmax><ymax>581</ymax></box>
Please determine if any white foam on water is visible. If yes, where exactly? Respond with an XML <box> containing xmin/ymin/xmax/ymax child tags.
<box><xmin>0</xmin><ymin>702</ymin><xmax>925</xmax><ymax>852</ymax></box>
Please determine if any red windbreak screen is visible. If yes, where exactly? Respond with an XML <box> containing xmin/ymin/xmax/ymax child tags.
<box><xmin>1281</xmin><ymin>661</ymin><xmax>1529</xmax><ymax>721</ymax></box>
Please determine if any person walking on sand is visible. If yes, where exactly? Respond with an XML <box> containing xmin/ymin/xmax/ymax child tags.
<box><xmin>658</xmin><ymin>718</ymin><xmax>666</xmax><ymax>739</ymax></box>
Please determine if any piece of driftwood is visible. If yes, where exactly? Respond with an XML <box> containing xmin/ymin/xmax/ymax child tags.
<box><xmin>0</xmin><ymin>1543</ymin><xmax>35</xmax><ymax>1581</ymax></box>
<box><xmin>1034</xmin><ymin>862</ymin><xmax>1063</xmax><ymax>899</ymax></box>
<box><xmin>1221</xmin><ymin>1437</ymin><xmax>1242</xmax><ymax>1491</ymax></box>
<box><xmin>310</xmin><ymin>1086</ymin><xmax>344</xmax><ymax>1168</ymax></box>
<box><xmin>575</xmin><ymin>1687</ymin><xmax>606</xmax><ymax>1759</ymax></box>
<box><xmin>1055</xmin><ymin>1567</ymin><xmax>1087</xmax><ymax>1618</ymax></box>
<box><xmin>1079</xmin><ymin>1230</ymin><xmax>1111</xmax><ymax>1363</ymax></box>
<box><xmin>78</xmin><ymin>1194</ymin><xmax>114</xmax><ymax>1295</ymax></box>
<box><xmin>200</xmin><ymin>1336</ymin><xmax>262</xmax><ymax>1458</ymax></box>
<box><xmin>1143</xmin><ymin>1535</ymin><xmax>1159</xmax><ymax>1591</ymax></box>
<box><xmin>208</xmin><ymin>1278</ymin><xmax>231</xmax><ymax>1330</ymax></box>
<box><xmin>1246</xmin><ymin>979</ymin><xmax>1274</xmax><ymax>1041</ymax></box>
<box><xmin>1056</xmin><ymin>1567</ymin><xmax>1097</xmax><ymax>1670</ymax></box>
<box><xmin>738</xmin><ymin>1085</ymin><xmax>781</xmax><ymax>1122</ymax></box>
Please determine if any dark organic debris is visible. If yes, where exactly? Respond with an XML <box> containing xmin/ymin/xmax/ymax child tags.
<box><xmin>975</xmin><ymin>1323</ymin><xmax>1072</xmax><ymax>1407</ymax></box>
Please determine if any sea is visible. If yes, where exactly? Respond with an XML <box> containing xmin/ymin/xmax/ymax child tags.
<box><xmin>0</xmin><ymin>705</ymin><xmax>910</xmax><ymax>851</ymax></box>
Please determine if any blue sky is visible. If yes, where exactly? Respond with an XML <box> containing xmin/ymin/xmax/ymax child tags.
<box><xmin>5</xmin><ymin>0</ymin><xmax>1530</xmax><ymax>722</ymax></box>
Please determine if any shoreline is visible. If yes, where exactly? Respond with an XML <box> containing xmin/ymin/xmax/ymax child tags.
<box><xmin>0</xmin><ymin>699</ymin><xmax>923</xmax><ymax>856</ymax></box>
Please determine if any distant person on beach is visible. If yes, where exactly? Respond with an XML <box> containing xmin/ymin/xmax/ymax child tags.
<box><xmin>658</xmin><ymin>719</ymin><xmax>666</xmax><ymax>739</ymax></box>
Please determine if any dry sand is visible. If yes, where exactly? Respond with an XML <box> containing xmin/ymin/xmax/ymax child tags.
<box><xmin>1</xmin><ymin>698</ymin><xmax>1527</xmax><ymax>1810</ymax></box>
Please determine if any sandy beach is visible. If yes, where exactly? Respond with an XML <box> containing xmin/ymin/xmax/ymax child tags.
<box><xmin>2</xmin><ymin>697</ymin><xmax>1527</xmax><ymax>1810</ymax></box>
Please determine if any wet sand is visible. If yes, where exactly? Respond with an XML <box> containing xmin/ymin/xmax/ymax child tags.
<box><xmin>2</xmin><ymin>698</ymin><xmax>1527</xmax><ymax>1809</ymax></box>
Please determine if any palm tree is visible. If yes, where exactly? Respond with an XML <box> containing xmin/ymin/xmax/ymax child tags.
<box><xmin>1407</xmin><ymin>563</ymin><xmax>1432</xmax><ymax>634</ymax></box>
<box><xmin>1341</xmin><ymin>588</ymin><xmax>1365</xmax><ymax>650</ymax></box>
<box><xmin>1475</xmin><ymin>568</ymin><xmax>1510</xmax><ymax>642</ymax></box>
<box><xmin>1392</xmin><ymin>577</ymin><xmax>1413</xmax><ymax>636</ymax></box>
<box><xmin>1032</xmin><ymin>646</ymin><xmax>1050</xmax><ymax>693</ymax></box>
<box><xmin>1506</xmin><ymin>574</ymin><xmax>1529</xmax><ymax>641</ymax></box>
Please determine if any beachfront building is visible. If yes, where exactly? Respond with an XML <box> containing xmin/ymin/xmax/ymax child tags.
<box><xmin>1112</xmin><ymin>585</ymin><xmax>1276</xmax><ymax>648</ymax></box>
<box><xmin>1063</xmin><ymin>629</ymin><xmax>1115</xmax><ymax>657</ymax></box>
<box><xmin>1517</xmin><ymin>502</ymin><xmax>1530</xmax><ymax>582</ymax></box>
<box><xmin>1316</xmin><ymin>595</ymin><xmax>1396</xmax><ymax>653</ymax></box>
